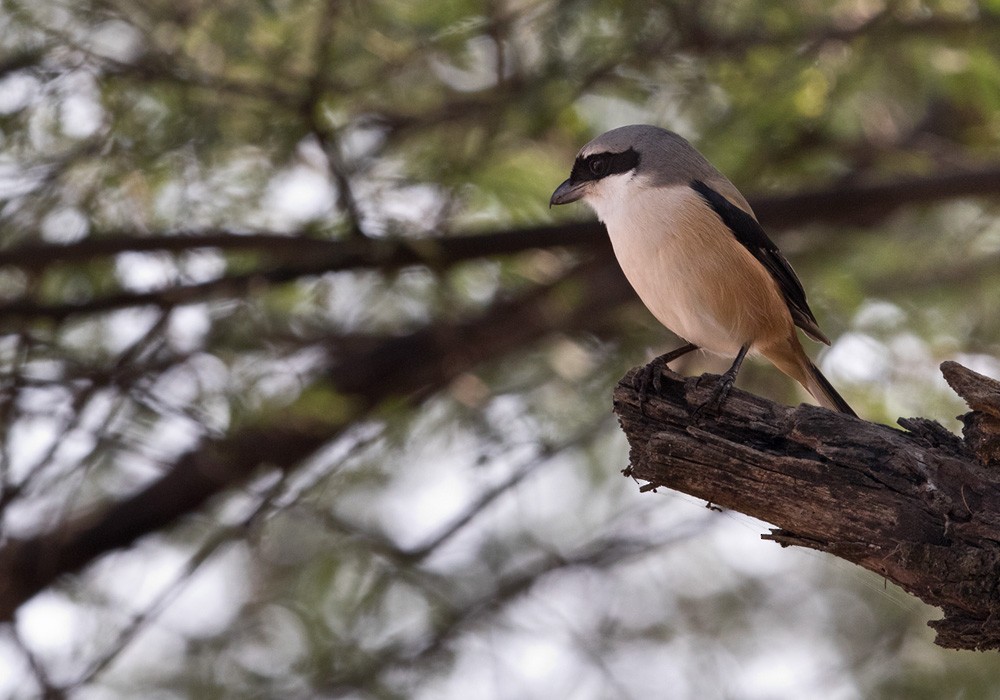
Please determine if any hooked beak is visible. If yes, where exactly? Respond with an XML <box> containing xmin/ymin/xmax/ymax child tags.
<box><xmin>549</xmin><ymin>179</ymin><xmax>587</xmax><ymax>207</ymax></box>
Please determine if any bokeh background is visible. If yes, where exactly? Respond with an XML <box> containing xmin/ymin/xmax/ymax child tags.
<box><xmin>2</xmin><ymin>0</ymin><xmax>1000</xmax><ymax>697</ymax></box>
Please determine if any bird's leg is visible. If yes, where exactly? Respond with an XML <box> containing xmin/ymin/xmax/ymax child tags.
<box><xmin>697</xmin><ymin>344</ymin><xmax>749</xmax><ymax>415</ymax></box>
<box><xmin>634</xmin><ymin>342</ymin><xmax>699</xmax><ymax>412</ymax></box>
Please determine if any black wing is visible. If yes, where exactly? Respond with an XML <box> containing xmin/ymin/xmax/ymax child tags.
<box><xmin>690</xmin><ymin>180</ymin><xmax>829</xmax><ymax>344</ymax></box>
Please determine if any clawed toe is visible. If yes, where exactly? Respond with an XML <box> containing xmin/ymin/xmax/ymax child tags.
<box><xmin>634</xmin><ymin>360</ymin><xmax>664</xmax><ymax>414</ymax></box>
<box><xmin>693</xmin><ymin>372</ymin><xmax>737</xmax><ymax>419</ymax></box>
<box><xmin>633</xmin><ymin>343</ymin><xmax>699</xmax><ymax>414</ymax></box>
<box><xmin>692</xmin><ymin>344</ymin><xmax>748</xmax><ymax>419</ymax></box>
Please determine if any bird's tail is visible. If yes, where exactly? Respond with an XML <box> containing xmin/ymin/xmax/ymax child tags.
<box><xmin>802</xmin><ymin>359</ymin><xmax>856</xmax><ymax>416</ymax></box>
<box><xmin>763</xmin><ymin>340</ymin><xmax>856</xmax><ymax>417</ymax></box>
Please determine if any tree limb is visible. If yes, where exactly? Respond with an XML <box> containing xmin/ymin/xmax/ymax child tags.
<box><xmin>2</xmin><ymin>165</ymin><xmax>1000</xmax><ymax>323</ymax></box>
<box><xmin>613</xmin><ymin>361</ymin><xmax>1000</xmax><ymax>651</ymax></box>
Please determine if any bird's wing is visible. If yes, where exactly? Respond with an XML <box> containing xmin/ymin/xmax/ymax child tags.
<box><xmin>690</xmin><ymin>179</ymin><xmax>830</xmax><ymax>344</ymax></box>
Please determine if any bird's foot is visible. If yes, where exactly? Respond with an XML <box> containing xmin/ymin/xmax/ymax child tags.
<box><xmin>692</xmin><ymin>369</ymin><xmax>738</xmax><ymax>419</ymax></box>
<box><xmin>692</xmin><ymin>344</ymin><xmax>748</xmax><ymax>420</ymax></box>
<box><xmin>632</xmin><ymin>344</ymin><xmax>699</xmax><ymax>415</ymax></box>
<box><xmin>633</xmin><ymin>358</ymin><xmax>666</xmax><ymax>416</ymax></box>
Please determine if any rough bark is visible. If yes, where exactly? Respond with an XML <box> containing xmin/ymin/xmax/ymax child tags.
<box><xmin>613</xmin><ymin>360</ymin><xmax>1000</xmax><ymax>651</ymax></box>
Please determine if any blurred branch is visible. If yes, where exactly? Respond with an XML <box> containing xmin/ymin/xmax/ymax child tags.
<box><xmin>0</xmin><ymin>312</ymin><xmax>172</xmax><ymax>513</ymax></box>
<box><xmin>0</xmin><ymin>258</ymin><xmax>634</xmax><ymax>620</ymax></box>
<box><xmin>4</xmin><ymin>164</ymin><xmax>1000</xmax><ymax>323</ymax></box>
<box><xmin>749</xmin><ymin>166</ymin><xmax>1000</xmax><ymax>229</ymax></box>
<box><xmin>673</xmin><ymin>7</ymin><xmax>1000</xmax><ymax>56</ymax></box>
<box><xmin>322</xmin><ymin>256</ymin><xmax>633</xmax><ymax>399</ymax></box>
<box><xmin>614</xmin><ymin>360</ymin><xmax>1000</xmax><ymax>651</ymax></box>
<box><xmin>0</xmin><ymin>48</ymin><xmax>46</xmax><ymax>78</ymax></box>
<box><xmin>303</xmin><ymin>0</ymin><xmax>367</xmax><ymax>238</ymax></box>
<box><xmin>0</xmin><ymin>225</ymin><xmax>596</xmax><ymax>269</ymax></box>
<box><xmin>67</xmin><ymin>474</ymin><xmax>290</xmax><ymax>692</ymax></box>
<box><xmin>0</xmin><ymin>223</ymin><xmax>612</xmax><ymax>323</ymax></box>
<box><xmin>403</xmin><ymin>458</ymin><xmax>545</xmax><ymax>562</ymax></box>
<box><xmin>10</xmin><ymin>621</ymin><xmax>62</xmax><ymax>700</ymax></box>
<box><xmin>101</xmin><ymin>52</ymin><xmax>306</xmax><ymax>106</ymax></box>
<box><xmin>0</xmin><ymin>420</ymin><xmax>329</xmax><ymax>622</ymax></box>
<box><xmin>327</xmin><ymin>529</ymin><xmax>691</xmax><ymax>694</ymax></box>
<box><xmin>867</xmin><ymin>250</ymin><xmax>1000</xmax><ymax>295</ymax></box>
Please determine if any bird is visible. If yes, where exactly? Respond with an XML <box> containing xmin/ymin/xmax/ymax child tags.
<box><xmin>549</xmin><ymin>124</ymin><xmax>856</xmax><ymax>416</ymax></box>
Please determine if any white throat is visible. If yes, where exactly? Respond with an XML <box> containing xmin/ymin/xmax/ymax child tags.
<box><xmin>580</xmin><ymin>172</ymin><xmax>635</xmax><ymax>225</ymax></box>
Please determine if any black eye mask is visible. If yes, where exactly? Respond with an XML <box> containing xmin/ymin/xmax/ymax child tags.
<box><xmin>569</xmin><ymin>147</ymin><xmax>640</xmax><ymax>183</ymax></box>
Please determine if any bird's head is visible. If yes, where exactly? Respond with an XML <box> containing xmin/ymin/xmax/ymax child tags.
<box><xmin>550</xmin><ymin>125</ymin><xmax>724</xmax><ymax>223</ymax></box>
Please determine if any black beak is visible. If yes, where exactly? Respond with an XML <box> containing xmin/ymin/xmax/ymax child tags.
<box><xmin>549</xmin><ymin>179</ymin><xmax>587</xmax><ymax>207</ymax></box>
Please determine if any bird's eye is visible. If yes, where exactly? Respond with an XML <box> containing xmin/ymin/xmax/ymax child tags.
<box><xmin>589</xmin><ymin>157</ymin><xmax>609</xmax><ymax>177</ymax></box>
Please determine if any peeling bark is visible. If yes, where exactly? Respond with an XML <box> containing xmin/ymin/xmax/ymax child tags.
<box><xmin>613</xmin><ymin>361</ymin><xmax>1000</xmax><ymax>651</ymax></box>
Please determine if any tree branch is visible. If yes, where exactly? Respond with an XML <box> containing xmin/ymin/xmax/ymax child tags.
<box><xmin>17</xmin><ymin>166</ymin><xmax>1000</xmax><ymax>262</ymax></box>
<box><xmin>4</xmin><ymin>165</ymin><xmax>1000</xmax><ymax>323</ymax></box>
<box><xmin>613</xmin><ymin>361</ymin><xmax>1000</xmax><ymax>651</ymax></box>
<box><xmin>0</xmin><ymin>224</ymin><xmax>613</xmax><ymax>323</ymax></box>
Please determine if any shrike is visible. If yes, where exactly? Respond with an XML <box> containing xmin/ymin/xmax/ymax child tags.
<box><xmin>550</xmin><ymin>125</ymin><xmax>855</xmax><ymax>416</ymax></box>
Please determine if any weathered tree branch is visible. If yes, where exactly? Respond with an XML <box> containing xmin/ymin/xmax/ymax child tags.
<box><xmin>613</xmin><ymin>361</ymin><xmax>1000</xmax><ymax>651</ymax></box>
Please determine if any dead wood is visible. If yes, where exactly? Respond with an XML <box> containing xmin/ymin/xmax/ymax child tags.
<box><xmin>613</xmin><ymin>361</ymin><xmax>1000</xmax><ymax>651</ymax></box>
